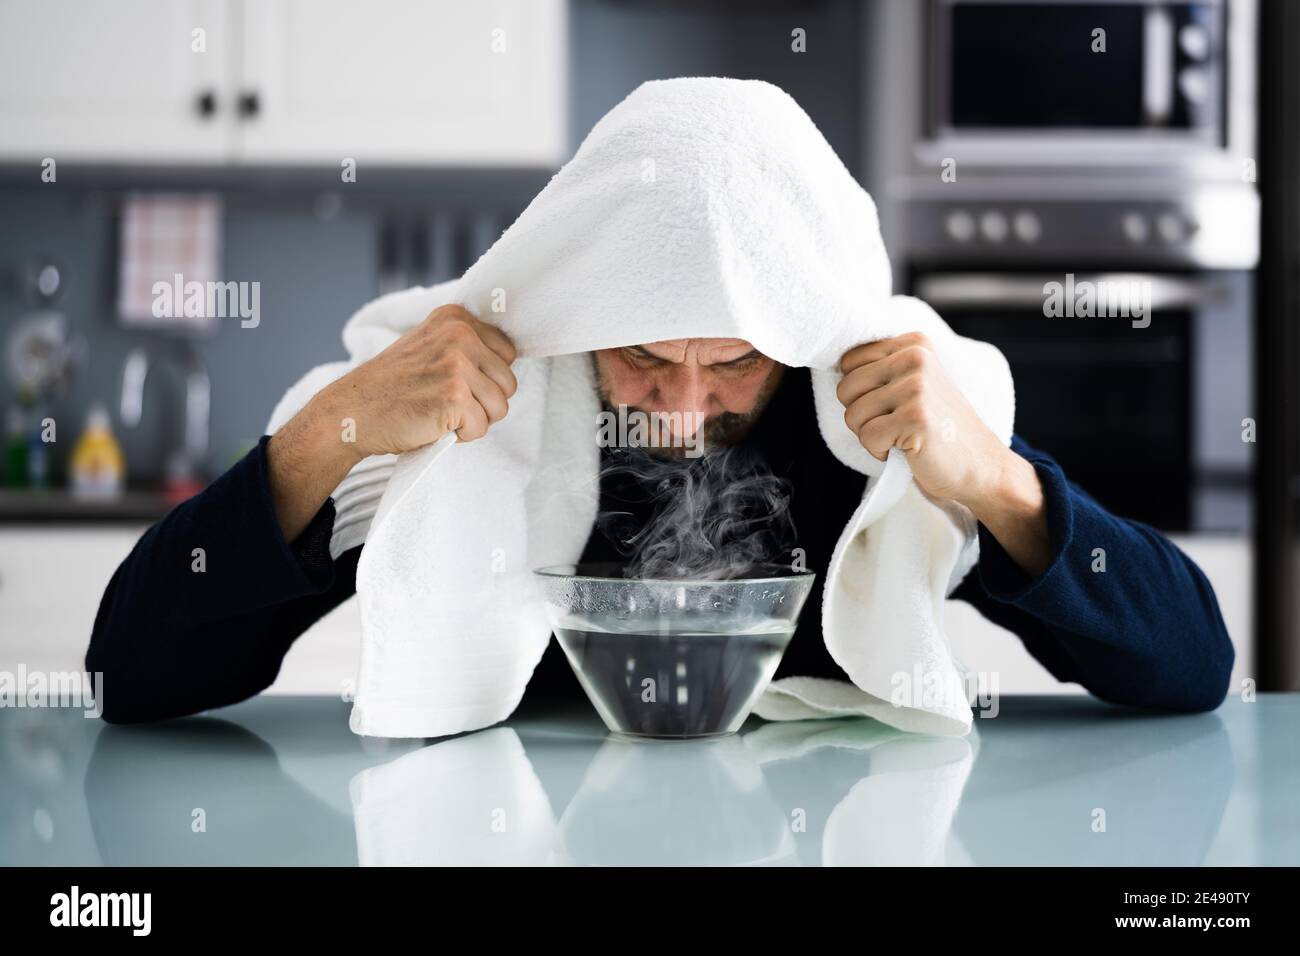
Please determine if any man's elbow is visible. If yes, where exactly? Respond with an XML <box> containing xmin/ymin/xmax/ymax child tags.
<box><xmin>1151</xmin><ymin>626</ymin><xmax>1235</xmax><ymax>714</ymax></box>
<box><xmin>85</xmin><ymin>633</ymin><xmax>282</xmax><ymax>724</ymax></box>
<box><xmin>1088</xmin><ymin>625</ymin><xmax>1235</xmax><ymax>715</ymax></box>
<box><xmin>1180</xmin><ymin>632</ymin><xmax>1235</xmax><ymax>713</ymax></box>
<box><xmin>85</xmin><ymin>646</ymin><xmax>144</xmax><ymax>724</ymax></box>
<box><xmin>85</xmin><ymin>638</ymin><xmax>181</xmax><ymax>725</ymax></box>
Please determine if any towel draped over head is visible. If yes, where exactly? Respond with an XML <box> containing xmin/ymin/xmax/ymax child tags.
<box><xmin>267</xmin><ymin>77</ymin><xmax>1015</xmax><ymax>738</ymax></box>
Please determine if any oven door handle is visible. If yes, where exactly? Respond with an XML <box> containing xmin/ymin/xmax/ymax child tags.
<box><xmin>915</xmin><ymin>274</ymin><xmax>1228</xmax><ymax>312</ymax></box>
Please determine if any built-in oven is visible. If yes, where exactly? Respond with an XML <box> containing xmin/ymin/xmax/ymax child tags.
<box><xmin>873</xmin><ymin>0</ymin><xmax>1259</xmax><ymax>533</ymax></box>
<box><xmin>863</xmin><ymin>0</ymin><xmax>1263</xmax><ymax>682</ymax></box>
<box><xmin>911</xmin><ymin>265</ymin><xmax>1253</xmax><ymax>534</ymax></box>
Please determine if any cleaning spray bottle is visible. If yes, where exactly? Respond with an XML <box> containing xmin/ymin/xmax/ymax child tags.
<box><xmin>70</xmin><ymin>402</ymin><xmax>125</xmax><ymax>500</ymax></box>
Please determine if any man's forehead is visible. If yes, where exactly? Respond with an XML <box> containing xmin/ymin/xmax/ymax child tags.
<box><xmin>635</xmin><ymin>338</ymin><xmax>759</xmax><ymax>364</ymax></box>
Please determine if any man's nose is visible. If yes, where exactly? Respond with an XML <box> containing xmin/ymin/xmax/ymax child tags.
<box><xmin>656</xmin><ymin>370</ymin><xmax>711</xmax><ymax>439</ymax></box>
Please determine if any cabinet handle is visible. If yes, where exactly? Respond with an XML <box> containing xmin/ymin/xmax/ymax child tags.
<box><xmin>195</xmin><ymin>90</ymin><xmax>218</xmax><ymax>118</ymax></box>
<box><xmin>238</xmin><ymin>91</ymin><xmax>261</xmax><ymax>119</ymax></box>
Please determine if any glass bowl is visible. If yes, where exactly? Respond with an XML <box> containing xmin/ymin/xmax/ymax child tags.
<box><xmin>533</xmin><ymin>562</ymin><xmax>816</xmax><ymax>739</ymax></box>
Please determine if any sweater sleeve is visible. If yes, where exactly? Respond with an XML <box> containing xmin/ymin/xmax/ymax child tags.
<box><xmin>950</xmin><ymin>435</ymin><xmax>1234</xmax><ymax>712</ymax></box>
<box><xmin>85</xmin><ymin>436</ymin><xmax>360</xmax><ymax>723</ymax></box>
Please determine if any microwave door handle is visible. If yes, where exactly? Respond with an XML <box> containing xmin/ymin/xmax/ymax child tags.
<box><xmin>914</xmin><ymin>274</ymin><xmax>1228</xmax><ymax>312</ymax></box>
<box><xmin>1143</xmin><ymin>5</ymin><xmax>1175</xmax><ymax>126</ymax></box>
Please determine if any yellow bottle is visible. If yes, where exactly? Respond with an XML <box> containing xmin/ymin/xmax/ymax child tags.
<box><xmin>70</xmin><ymin>402</ymin><xmax>125</xmax><ymax>500</ymax></box>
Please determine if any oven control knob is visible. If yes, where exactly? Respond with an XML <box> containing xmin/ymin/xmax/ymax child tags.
<box><xmin>1157</xmin><ymin>212</ymin><xmax>1188</xmax><ymax>243</ymax></box>
<box><xmin>1179</xmin><ymin>67</ymin><xmax>1210</xmax><ymax>105</ymax></box>
<box><xmin>980</xmin><ymin>210</ymin><xmax>1008</xmax><ymax>242</ymax></box>
<box><xmin>1013</xmin><ymin>211</ymin><xmax>1041</xmax><ymax>243</ymax></box>
<box><xmin>1179</xmin><ymin>23</ymin><xmax>1211</xmax><ymax>61</ymax></box>
<box><xmin>945</xmin><ymin>210</ymin><xmax>976</xmax><ymax>243</ymax></box>
<box><xmin>1122</xmin><ymin>212</ymin><xmax>1149</xmax><ymax>243</ymax></box>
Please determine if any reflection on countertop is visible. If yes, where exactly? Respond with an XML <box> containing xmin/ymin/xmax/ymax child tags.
<box><xmin>1</xmin><ymin>694</ymin><xmax>1294</xmax><ymax>866</ymax></box>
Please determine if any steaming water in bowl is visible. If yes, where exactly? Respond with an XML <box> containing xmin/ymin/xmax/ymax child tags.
<box><xmin>554</xmin><ymin>615</ymin><xmax>791</xmax><ymax>738</ymax></box>
<box><xmin>535</xmin><ymin>563</ymin><xmax>816</xmax><ymax>739</ymax></box>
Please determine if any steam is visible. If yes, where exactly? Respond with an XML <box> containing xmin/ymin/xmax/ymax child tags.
<box><xmin>595</xmin><ymin>446</ymin><xmax>794</xmax><ymax>580</ymax></box>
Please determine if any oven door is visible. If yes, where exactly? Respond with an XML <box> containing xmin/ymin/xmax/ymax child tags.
<box><xmin>914</xmin><ymin>271</ymin><xmax>1215</xmax><ymax>532</ymax></box>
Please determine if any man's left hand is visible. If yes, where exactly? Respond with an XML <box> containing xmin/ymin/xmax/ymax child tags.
<box><xmin>837</xmin><ymin>332</ymin><xmax>1007</xmax><ymax>506</ymax></box>
<box><xmin>837</xmin><ymin>331</ymin><xmax>1052</xmax><ymax>576</ymax></box>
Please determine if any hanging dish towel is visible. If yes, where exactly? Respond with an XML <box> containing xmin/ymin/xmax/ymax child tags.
<box><xmin>267</xmin><ymin>78</ymin><xmax>1015</xmax><ymax>739</ymax></box>
<box><xmin>117</xmin><ymin>192</ymin><xmax>223</xmax><ymax>332</ymax></box>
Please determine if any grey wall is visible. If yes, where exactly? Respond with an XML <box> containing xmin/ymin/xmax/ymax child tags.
<box><xmin>0</xmin><ymin>184</ymin><xmax>540</xmax><ymax>480</ymax></box>
<box><xmin>570</xmin><ymin>0</ymin><xmax>864</xmax><ymax>165</ymax></box>
<box><xmin>0</xmin><ymin>0</ymin><xmax>866</xmax><ymax>483</ymax></box>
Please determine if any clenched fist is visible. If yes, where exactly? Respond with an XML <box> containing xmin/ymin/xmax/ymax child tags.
<box><xmin>837</xmin><ymin>331</ymin><xmax>1051</xmax><ymax>576</ymax></box>
<box><xmin>267</xmin><ymin>304</ymin><xmax>517</xmax><ymax>542</ymax></box>
<box><xmin>837</xmin><ymin>332</ymin><xmax>1004</xmax><ymax>502</ymax></box>
<box><xmin>322</xmin><ymin>303</ymin><xmax>518</xmax><ymax>457</ymax></box>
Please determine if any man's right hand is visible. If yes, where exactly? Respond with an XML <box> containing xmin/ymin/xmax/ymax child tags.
<box><xmin>318</xmin><ymin>303</ymin><xmax>519</xmax><ymax>457</ymax></box>
<box><xmin>267</xmin><ymin>304</ymin><xmax>517</xmax><ymax>542</ymax></box>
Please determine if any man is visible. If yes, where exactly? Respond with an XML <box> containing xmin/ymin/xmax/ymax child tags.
<box><xmin>86</xmin><ymin>305</ymin><xmax>1234</xmax><ymax>723</ymax></box>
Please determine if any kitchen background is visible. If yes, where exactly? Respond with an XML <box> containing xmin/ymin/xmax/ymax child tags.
<box><xmin>0</xmin><ymin>0</ymin><xmax>1292</xmax><ymax>696</ymax></box>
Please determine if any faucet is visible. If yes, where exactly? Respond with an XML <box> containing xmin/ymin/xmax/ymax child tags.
<box><xmin>119</xmin><ymin>343</ymin><xmax>211</xmax><ymax>477</ymax></box>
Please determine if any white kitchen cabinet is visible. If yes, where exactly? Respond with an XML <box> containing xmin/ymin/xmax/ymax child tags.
<box><xmin>0</xmin><ymin>523</ymin><xmax>359</xmax><ymax>699</ymax></box>
<box><xmin>237</xmin><ymin>0</ymin><xmax>567</xmax><ymax>167</ymax></box>
<box><xmin>0</xmin><ymin>0</ymin><xmax>232</xmax><ymax>162</ymax></box>
<box><xmin>0</xmin><ymin>0</ymin><xmax>567</xmax><ymax>168</ymax></box>
<box><xmin>0</xmin><ymin>526</ymin><xmax>147</xmax><ymax>677</ymax></box>
<box><xmin>267</xmin><ymin>596</ymin><xmax>360</xmax><ymax>697</ymax></box>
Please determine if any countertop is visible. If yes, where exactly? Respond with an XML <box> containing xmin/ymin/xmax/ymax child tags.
<box><xmin>0</xmin><ymin>488</ymin><xmax>173</xmax><ymax>523</ymax></box>
<box><xmin>2</xmin><ymin>694</ymin><xmax>1296</xmax><ymax>866</ymax></box>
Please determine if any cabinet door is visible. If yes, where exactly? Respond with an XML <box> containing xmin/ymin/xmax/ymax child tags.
<box><xmin>0</xmin><ymin>0</ymin><xmax>231</xmax><ymax>163</ymax></box>
<box><xmin>0</xmin><ymin>524</ymin><xmax>362</xmax><ymax>696</ymax></box>
<box><xmin>237</xmin><ymin>0</ymin><xmax>567</xmax><ymax>167</ymax></box>
<box><xmin>0</xmin><ymin>526</ymin><xmax>145</xmax><ymax>676</ymax></box>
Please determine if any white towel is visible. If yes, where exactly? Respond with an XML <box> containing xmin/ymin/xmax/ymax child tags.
<box><xmin>267</xmin><ymin>78</ymin><xmax>1015</xmax><ymax>739</ymax></box>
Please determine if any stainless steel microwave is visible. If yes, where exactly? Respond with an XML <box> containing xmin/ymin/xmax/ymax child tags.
<box><xmin>921</xmin><ymin>0</ymin><xmax>1255</xmax><ymax>168</ymax></box>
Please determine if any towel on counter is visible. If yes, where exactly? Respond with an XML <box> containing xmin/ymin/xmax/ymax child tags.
<box><xmin>267</xmin><ymin>78</ymin><xmax>1015</xmax><ymax>739</ymax></box>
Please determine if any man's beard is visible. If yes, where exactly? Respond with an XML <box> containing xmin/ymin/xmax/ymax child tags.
<box><xmin>592</xmin><ymin>356</ymin><xmax>785</xmax><ymax>459</ymax></box>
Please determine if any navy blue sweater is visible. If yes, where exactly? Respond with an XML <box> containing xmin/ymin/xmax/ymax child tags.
<box><xmin>86</xmin><ymin>371</ymin><xmax>1234</xmax><ymax>724</ymax></box>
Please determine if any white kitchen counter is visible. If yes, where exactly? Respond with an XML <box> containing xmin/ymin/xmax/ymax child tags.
<box><xmin>0</xmin><ymin>525</ymin><xmax>1257</xmax><ymax>699</ymax></box>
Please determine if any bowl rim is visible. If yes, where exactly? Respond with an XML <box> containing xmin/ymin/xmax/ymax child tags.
<box><xmin>532</xmin><ymin>562</ymin><xmax>817</xmax><ymax>586</ymax></box>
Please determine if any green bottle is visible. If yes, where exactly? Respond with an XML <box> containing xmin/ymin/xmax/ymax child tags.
<box><xmin>5</xmin><ymin>405</ymin><xmax>29</xmax><ymax>489</ymax></box>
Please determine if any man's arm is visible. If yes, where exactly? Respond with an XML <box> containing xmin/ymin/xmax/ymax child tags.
<box><xmin>952</xmin><ymin>435</ymin><xmax>1234</xmax><ymax>712</ymax></box>
<box><xmin>86</xmin><ymin>436</ymin><xmax>361</xmax><ymax>723</ymax></box>
<box><xmin>86</xmin><ymin>303</ymin><xmax>519</xmax><ymax>723</ymax></box>
<box><xmin>838</xmin><ymin>332</ymin><xmax>1234</xmax><ymax>712</ymax></box>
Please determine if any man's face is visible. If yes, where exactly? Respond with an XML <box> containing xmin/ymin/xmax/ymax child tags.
<box><xmin>592</xmin><ymin>338</ymin><xmax>785</xmax><ymax>456</ymax></box>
